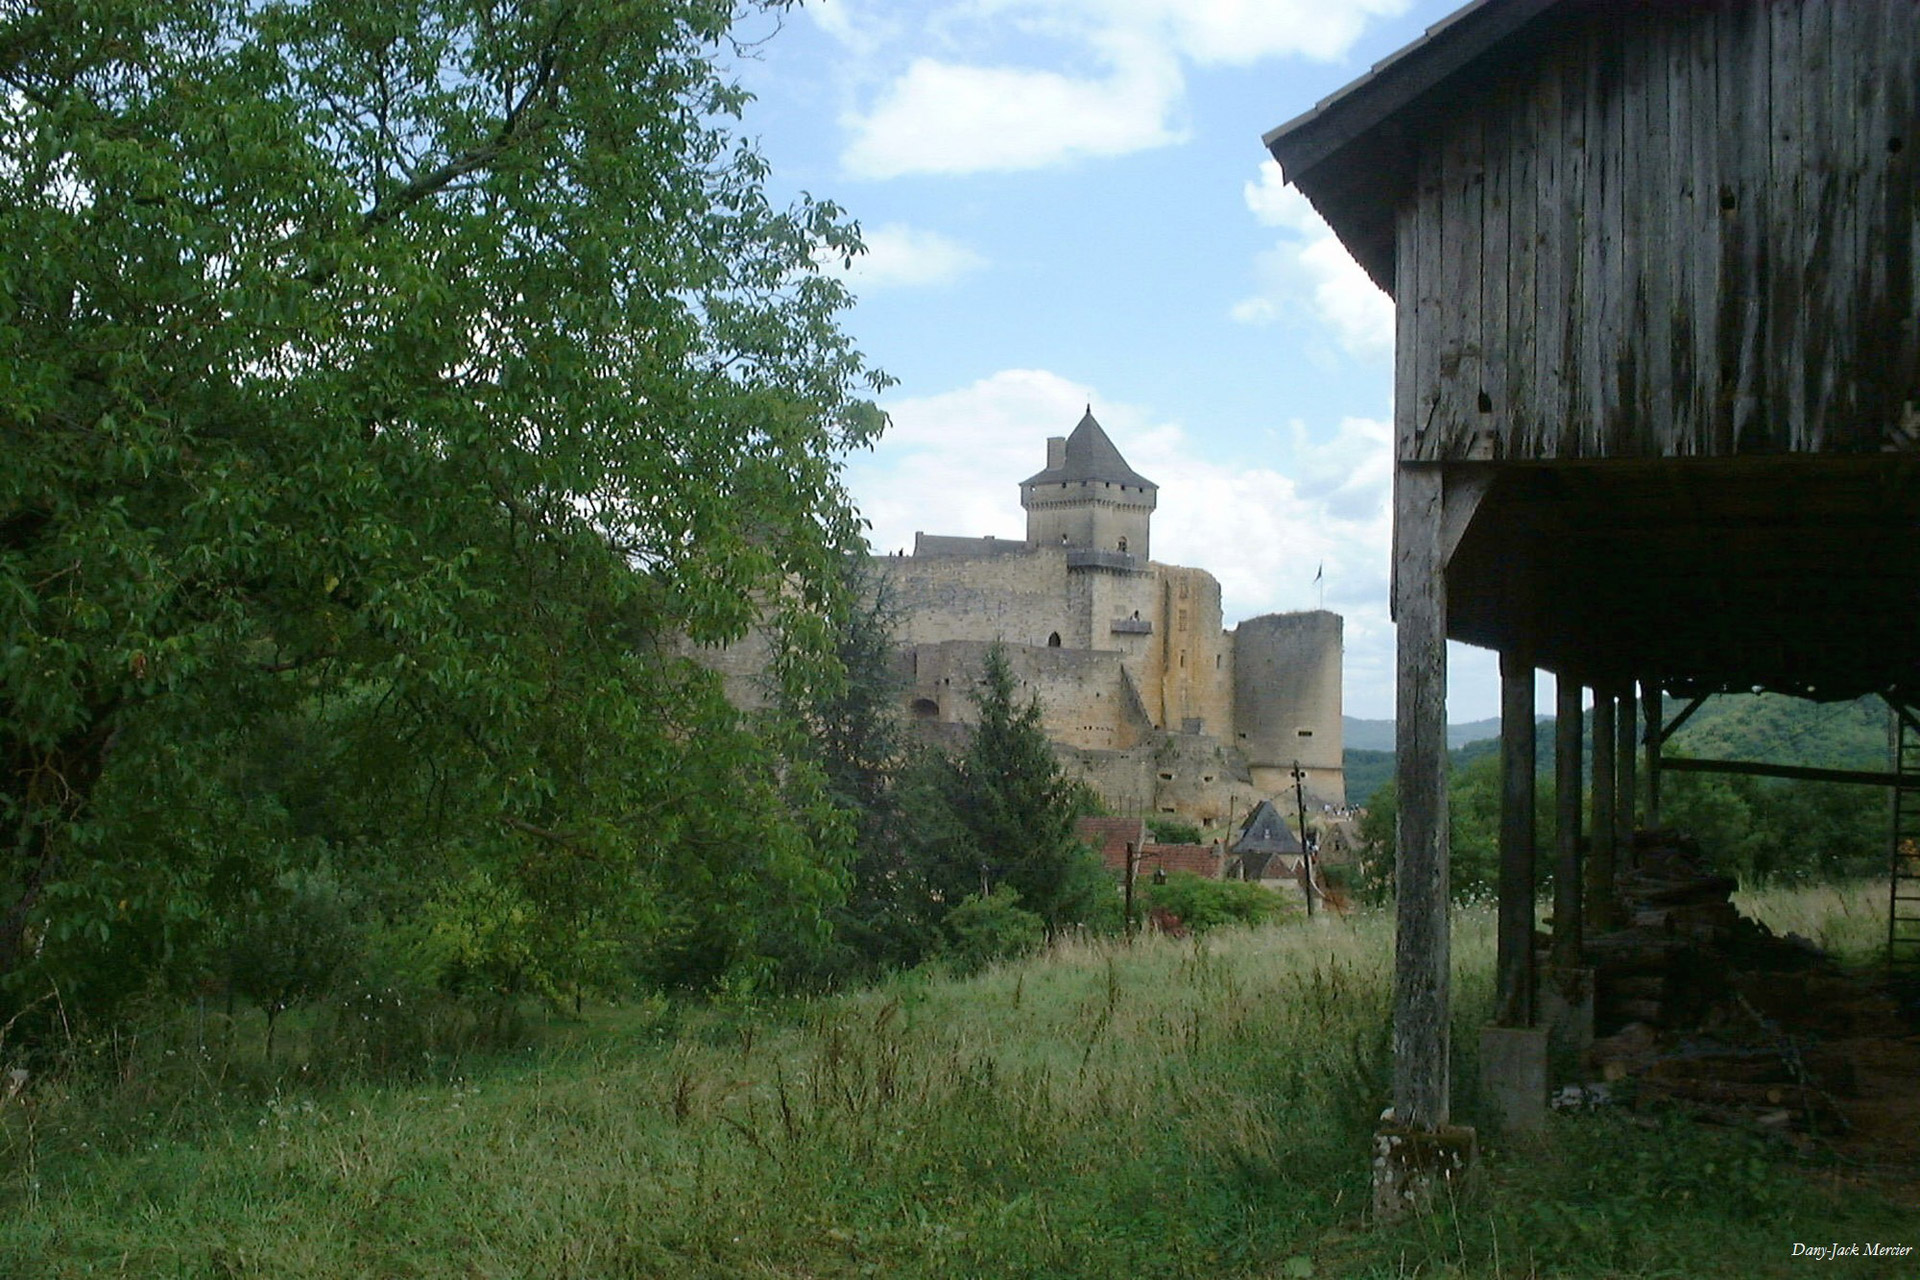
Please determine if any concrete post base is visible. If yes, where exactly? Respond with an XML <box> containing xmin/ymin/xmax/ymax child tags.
<box><xmin>1478</xmin><ymin>1025</ymin><xmax>1549</xmax><ymax>1134</ymax></box>
<box><xmin>1541</xmin><ymin>966</ymin><xmax>1595</xmax><ymax>1066</ymax></box>
<box><xmin>1371</xmin><ymin>1123</ymin><xmax>1477</xmax><ymax>1220</ymax></box>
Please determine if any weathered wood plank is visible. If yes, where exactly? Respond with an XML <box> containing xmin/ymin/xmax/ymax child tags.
<box><xmin>1555</xmin><ymin>31</ymin><xmax>1587</xmax><ymax>458</ymax></box>
<box><xmin>1395</xmin><ymin>197</ymin><xmax>1422</xmax><ymax>470</ymax></box>
<box><xmin>1481</xmin><ymin>97</ymin><xmax>1509</xmax><ymax>460</ymax></box>
<box><xmin>1631</xmin><ymin>10</ymin><xmax>1668</xmax><ymax>458</ymax></box>
<box><xmin>1577</xmin><ymin>17</ymin><xmax>1608</xmax><ymax>457</ymax></box>
<box><xmin>1889</xmin><ymin>0</ymin><xmax>1920</xmax><ymax>438</ymax></box>
<box><xmin>1594</xmin><ymin>6</ymin><xmax>1628</xmax><ymax>457</ymax></box>
<box><xmin>1366</xmin><ymin>0</ymin><xmax>1920</xmax><ymax>468</ymax></box>
<box><xmin>1683</xmin><ymin>2</ymin><xmax>1721</xmax><ymax>457</ymax></box>
<box><xmin>1533</xmin><ymin>44</ymin><xmax>1567</xmax><ymax>460</ymax></box>
<box><xmin>1440</xmin><ymin>107</ymin><xmax>1485</xmax><ymax>460</ymax></box>
<box><xmin>1773</xmin><ymin>0</ymin><xmax>1817</xmax><ymax>452</ymax></box>
<box><xmin>1719</xmin><ymin>0</ymin><xmax>1769</xmax><ymax>455</ymax></box>
<box><xmin>1394</xmin><ymin>463</ymin><xmax>1450</xmax><ymax>1127</ymax></box>
<box><xmin>1819</xmin><ymin>0</ymin><xmax>1857</xmax><ymax>447</ymax></box>
<box><xmin>1506</xmin><ymin>58</ymin><xmax>1540</xmax><ymax>457</ymax></box>
<box><xmin>1407</xmin><ymin>132</ymin><xmax>1448</xmax><ymax>463</ymax></box>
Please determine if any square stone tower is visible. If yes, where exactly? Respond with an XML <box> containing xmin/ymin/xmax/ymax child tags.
<box><xmin>1019</xmin><ymin>408</ymin><xmax>1157</xmax><ymax>561</ymax></box>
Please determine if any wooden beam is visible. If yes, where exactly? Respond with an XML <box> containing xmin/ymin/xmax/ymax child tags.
<box><xmin>1658</xmin><ymin>694</ymin><xmax>1708</xmax><ymax>744</ymax></box>
<box><xmin>1553</xmin><ymin>679</ymin><xmax>1584</xmax><ymax>973</ymax></box>
<box><xmin>1440</xmin><ymin>468</ymin><xmax>1496</xmax><ymax>567</ymax></box>
<box><xmin>1497</xmin><ymin>651</ymin><xmax>1537</xmax><ymax>1028</ymax></box>
<box><xmin>1615</xmin><ymin>685</ymin><xmax>1637</xmax><ymax>858</ymax></box>
<box><xmin>1642</xmin><ymin>681</ymin><xmax>1662</xmax><ymax>825</ymax></box>
<box><xmin>1589</xmin><ymin>693</ymin><xmax>1617</xmax><ymax>931</ymax></box>
<box><xmin>1660</xmin><ymin>756</ymin><xmax>1920</xmax><ymax>789</ymax></box>
<box><xmin>1393</xmin><ymin>464</ymin><xmax>1451</xmax><ymax>1128</ymax></box>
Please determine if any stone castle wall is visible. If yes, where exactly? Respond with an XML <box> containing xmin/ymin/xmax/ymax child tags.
<box><xmin>876</xmin><ymin>542</ymin><xmax>1082</xmax><ymax>649</ymax></box>
<box><xmin>903</xmin><ymin>639</ymin><xmax>1153</xmax><ymax>753</ymax></box>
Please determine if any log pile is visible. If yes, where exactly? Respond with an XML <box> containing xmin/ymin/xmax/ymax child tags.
<box><xmin>1581</xmin><ymin>830</ymin><xmax>1884</xmax><ymax>1138</ymax></box>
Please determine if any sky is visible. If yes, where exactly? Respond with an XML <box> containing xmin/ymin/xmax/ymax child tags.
<box><xmin>725</xmin><ymin>0</ymin><xmax>1523</xmax><ymax>722</ymax></box>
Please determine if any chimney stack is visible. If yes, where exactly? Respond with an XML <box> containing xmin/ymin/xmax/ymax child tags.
<box><xmin>1046</xmin><ymin>436</ymin><xmax>1066</xmax><ymax>470</ymax></box>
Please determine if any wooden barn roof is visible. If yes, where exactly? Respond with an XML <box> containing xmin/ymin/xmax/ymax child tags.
<box><xmin>1263</xmin><ymin>0</ymin><xmax>1563</xmax><ymax>293</ymax></box>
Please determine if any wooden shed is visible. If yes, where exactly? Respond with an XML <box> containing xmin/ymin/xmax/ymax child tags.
<box><xmin>1266</xmin><ymin>0</ymin><xmax>1920</xmax><ymax>1153</ymax></box>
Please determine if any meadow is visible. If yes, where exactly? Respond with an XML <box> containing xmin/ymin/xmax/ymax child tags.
<box><xmin>2</xmin><ymin>885</ymin><xmax>1911</xmax><ymax>1278</ymax></box>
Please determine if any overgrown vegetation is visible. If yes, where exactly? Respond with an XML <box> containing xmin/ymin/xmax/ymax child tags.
<box><xmin>1</xmin><ymin>886</ymin><xmax>1905</xmax><ymax>1278</ymax></box>
<box><xmin>0</xmin><ymin>0</ymin><xmax>929</xmax><ymax>1042</ymax></box>
<box><xmin>1355</xmin><ymin>694</ymin><xmax>1893</xmax><ymax>899</ymax></box>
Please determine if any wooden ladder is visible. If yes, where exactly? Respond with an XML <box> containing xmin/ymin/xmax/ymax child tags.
<box><xmin>1889</xmin><ymin>702</ymin><xmax>1920</xmax><ymax>975</ymax></box>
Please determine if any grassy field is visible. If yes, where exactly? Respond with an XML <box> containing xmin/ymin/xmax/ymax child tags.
<box><xmin>2</xmin><ymin>886</ymin><xmax>1912</xmax><ymax>1278</ymax></box>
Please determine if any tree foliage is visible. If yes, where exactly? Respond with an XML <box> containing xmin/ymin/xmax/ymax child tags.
<box><xmin>1357</xmin><ymin>746</ymin><xmax>1882</xmax><ymax>903</ymax></box>
<box><xmin>1</xmin><ymin>0</ymin><xmax>886</xmax><ymax>1017</ymax></box>
<box><xmin>921</xmin><ymin>645</ymin><xmax>1105</xmax><ymax>933</ymax></box>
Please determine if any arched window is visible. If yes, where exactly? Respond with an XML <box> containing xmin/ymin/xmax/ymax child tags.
<box><xmin>911</xmin><ymin>698</ymin><xmax>939</xmax><ymax>719</ymax></box>
<box><xmin>1117</xmin><ymin>536</ymin><xmax>1129</xmax><ymax>553</ymax></box>
<box><xmin>1047</xmin><ymin>632</ymin><xmax>1062</xmax><ymax>647</ymax></box>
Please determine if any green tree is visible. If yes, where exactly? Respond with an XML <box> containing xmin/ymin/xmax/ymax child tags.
<box><xmin>927</xmin><ymin>645</ymin><xmax>1104</xmax><ymax>932</ymax></box>
<box><xmin>769</xmin><ymin>562</ymin><xmax>938</xmax><ymax>981</ymax></box>
<box><xmin>1</xmin><ymin>0</ymin><xmax>884</xmax><ymax>1012</ymax></box>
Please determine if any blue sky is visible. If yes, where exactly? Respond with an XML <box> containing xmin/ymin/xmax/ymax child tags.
<box><xmin>726</xmin><ymin>0</ymin><xmax>1520</xmax><ymax>721</ymax></box>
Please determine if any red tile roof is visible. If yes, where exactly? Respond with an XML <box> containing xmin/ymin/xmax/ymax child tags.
<box><xmin>1077</xmin><ymin>816</ymin><xmax>1149</xmax><ymax>873</ymax></box>
<box><xmin>1140</xmin><ymin>843</ymin><xmax>1226</xmax><ymax>880</ymax></box>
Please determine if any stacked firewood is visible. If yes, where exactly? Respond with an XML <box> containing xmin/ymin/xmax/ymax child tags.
<box><xmin>1581</xmin><ymin>830</ymin><xmax>1873</xmax><ymax>1137</ymax></box>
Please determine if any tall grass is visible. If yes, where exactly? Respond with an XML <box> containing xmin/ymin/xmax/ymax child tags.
<box><xmin>1</xmin><ymin>890</ymin><xmax>1909</xmax><ymax>1278</ymax></box>
<box><xmin>1735</xmin><ymin>878</ymin><xmax>1889</xmax><ymax>964</ymax></box>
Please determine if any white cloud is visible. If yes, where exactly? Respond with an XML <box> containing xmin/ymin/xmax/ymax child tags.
<box><xmin>837</xmin><ymin>0</ymin><xmax>1407</xmax><ymax>178</ymax></box>
<box><xmin>1234</xmin><ymin>160</ymin><xmax>1394</xmax><ymax>363</ymax></box>
<box><xmin>825</xmin><ymin>223</ymin><xmax>986</xmax><ymax>289</ymax></box>
<box><xmin>846</xmin><ymin>369</ymin><xmax>1404</xmax><ymax>714</ymax></box>
<box><xmin>1243</xmin><ymin>157</ymin><xmax>1322</xmax><ymax>232</ymax></box>
<box><xmin>1016</xmin><ymin>0</ymin><xmax>1411</xmax><ymax>67</ymax></box>
<box><xmin>808</xmin><ymin>0</ymin><xmax>859</xmax><ymax>44</ymax></box>
<box><xmin>841</xmin><ymin>47</ymin><xmax>1184</xmax><ymax>179</ymax></box>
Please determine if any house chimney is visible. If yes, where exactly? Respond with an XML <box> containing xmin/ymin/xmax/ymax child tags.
<box><xmin>1046</xmin><ymin>436</ymin><xmax>1066</xmax><ymax>470</ymax></box>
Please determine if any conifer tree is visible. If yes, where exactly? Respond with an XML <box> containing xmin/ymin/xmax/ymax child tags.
<box><xmin>935</xmin><ymin>644</ymin><xmax>1104</xmax><ymax>931</ymax></box>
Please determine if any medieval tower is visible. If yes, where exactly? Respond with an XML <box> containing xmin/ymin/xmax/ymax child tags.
<box><xmin>873</xmin><ymin>410</ymin><xmax>1345</xmax><ymax>822</ymax></box>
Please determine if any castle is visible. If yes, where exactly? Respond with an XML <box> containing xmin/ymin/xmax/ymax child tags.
<box><xmin>871</xmin><ymin>409</ymin><xmax>1344</xmax><ymax>827</ymax></box>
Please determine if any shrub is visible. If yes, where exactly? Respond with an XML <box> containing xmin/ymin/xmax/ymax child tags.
<box><xmin>939</xmin><ymin>887</ymin><xmax>1046</xmax><ymax>974</ymax></box>
<box><xmin>1146</xmin><ymin>816</ymin><xmax>1204</xmax><ymax>845</ymax></box>
<box><xmin>1140</xmin><ymin>872</ymin><xmax>1290</xmax><ymax>934</ymax></box>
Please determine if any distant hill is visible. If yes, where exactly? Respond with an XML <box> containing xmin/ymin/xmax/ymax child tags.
<box><xmin>1342</xmin><ymin>694</ymin><xmax>1895</xmax><ymax>807</ymax></box>
<box><xmin>1664</xmin><ymin>693</ymin><xmax>1889</xmax><ymax>770</ymax></box>
<box><xmin>1342</xmin><ymin>714</ymin><xmax>1526</xmax><ymax>753</ymax></box>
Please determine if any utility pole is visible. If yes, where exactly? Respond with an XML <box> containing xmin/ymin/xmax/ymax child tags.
<box><xmin>1122</xmin><ymin>841</ymin><xmax>1138</xmax><ymax>939</ymax></box>
<box><xmin>1293</xmin><ymin>760</ymin><xmax>1315</xmax><ymax>918</ymax></box>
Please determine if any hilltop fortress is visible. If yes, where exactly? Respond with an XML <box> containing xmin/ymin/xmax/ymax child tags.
<box><xmin>870</xmin><ymin>410</ymin><xmax>1344</xmax><ymax>825</ymax></box>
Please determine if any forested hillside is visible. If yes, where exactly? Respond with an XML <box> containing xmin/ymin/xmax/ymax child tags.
<box><xmin>1345</xmin><ymin>694</ymin><xmax>1895</xmax><ymax>892</ymax></box>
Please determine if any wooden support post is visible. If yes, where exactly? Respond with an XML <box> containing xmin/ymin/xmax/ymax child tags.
<box><xmin>1642</xmin><ymin>681</ymin><xmax>1662</xmax><ymax>826</ymax></box>
<box><xmin>1393</xmin><ymin>465</ymin><xmax>1450</xmax><ymax>1129</ymax></box>
<box><xmin>1615</xmin><ymin>685</ymin><xmax>1636</xmax><ymax>862</ymax></box>
<box><xmin>1589</xmin><ymin>691</ymin><xmax>1616</xmax><ymax>933</ymax></box>
<box><xmin>1553</xmin><ymin>678</ymin><xmax>1584</xmax><ymax>974</ymax></box>
<box><xmin>1496</xmin><ymin>651</ymin><xmax>1536</xmax><ymax>1028</ymax></box>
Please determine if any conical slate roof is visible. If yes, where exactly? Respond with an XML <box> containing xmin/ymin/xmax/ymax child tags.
<box><xmin>1231</xmin><ymin>800</ymin><xmax>1302</xmax><ymax>856</ymax></box>
<box><xmin>1021</xmin><ymin>409</ymin><xmax>1157</xmax><ymax>489</ymax></box>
